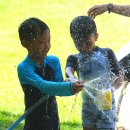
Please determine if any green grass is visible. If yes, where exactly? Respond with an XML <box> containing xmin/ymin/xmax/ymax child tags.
<box><xmin>0</xmin><ymin>0</ymin><xmax>130</xmax><ymax>129</ymax></box>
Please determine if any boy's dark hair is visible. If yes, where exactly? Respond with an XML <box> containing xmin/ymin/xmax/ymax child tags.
<box><xmin>70</xmin><ymin>16</ymin><xmax>97</xmax><ymax>46</ymax></box>
<box><xmin>18</xmin><ymin>17</ymin><xmax>49</xmax><ymax>45</ymax></box>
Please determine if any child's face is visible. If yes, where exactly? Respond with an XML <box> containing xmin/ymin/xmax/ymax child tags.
<box><xmin>28</xmin><ymin>29</ymin><xmax>50</xmax><ymax>59</ymax></box>
<box><xmin>76</xmin><ymin>33</ymin><xmax>98</xmax><ymax>53</ymax></box>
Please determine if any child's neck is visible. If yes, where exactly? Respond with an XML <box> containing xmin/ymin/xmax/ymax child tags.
<box><xmin>80</xmin><ymin>46</ymin><xmax>97</xmax><ymax>55</ymax></box>
<box><xmin>29</xmin><ymin>54</ymin><xmax>44</xmax><ymax>68</ymax></box>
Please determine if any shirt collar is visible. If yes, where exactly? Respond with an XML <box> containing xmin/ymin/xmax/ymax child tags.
<box><xmin>25</xmin><ymin>55</ymin><xmax>46</xmax><ymax>68</ymax></box>
<box><xmin>80</xmin><ymin>46</ymin><xmax>99</xmax><ymax>56</ymax></box>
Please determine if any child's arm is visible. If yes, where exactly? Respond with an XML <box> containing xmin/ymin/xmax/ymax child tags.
<box><xmin>119</xmin><ymin>53</ymin><xmax>130</xmax><ymax>82</ymax></box>
<box><xmin>112</xmin><ymin>70</ymin><xmax>124</xmax><ymax>90</ymax></box>
<box><xmin>107</xmin><ymin>49</ymin><xmax>124</xmax><ymax>89</ymax></box>
<box><xmin>17</xmin><ymin>63</ymin><xmax>83</xmax><ymax>96</ymax></box>
<box><xmin>65</xmin><ymin>55</ymin><xmax>79</xmax><ymax>82</ymax></box>
<box><xmin>65</xmin><ymin>67</ymin><xmax>79</xmax><ymax>82</ymax></box>
<box><xmin>88</xmin><ymin>4</ymin><xmax>130</xmax><ymax>18</ymax></box>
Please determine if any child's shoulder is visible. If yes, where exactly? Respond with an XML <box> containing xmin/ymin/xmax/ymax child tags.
<box><xmin>66</xmin><ymin>54</ymin><xmax>79</xmax><ymax>62</ymax></box>
<box><xmin>17</xmin><ymin>60</ymin><xmax>27</xmax><ymax>69</ymax></box>
<box><xmin>67</xmin><ymin>53</ymin><xmax>78</xmax><ymax>58</ymax></box>
<box><xmin>46</xmin><ymin>55</ymin><xmax>62</xmax><ymax>69</ymax></box>
<box><xmin>46</xmin><ymin>55</ymin><xmax>59</xmax><ymax>61</ymax></box>
<box><xmin>17</xmin><ymin>59</ymin><xmax>32</xmax><ymax>72</ymax></box>
<box><xmin>98</xmin><ymin>47</ymin><xmax>112</xmax><ymax>52</ymax></box>
<box><xmin>98</xmin><ymin>47</ymin><xmax>114</xmax><ymax>55</ymax></box>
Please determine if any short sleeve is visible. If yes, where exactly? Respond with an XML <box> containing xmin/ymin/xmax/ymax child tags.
<box><xmin>66</xmin><ymin>54</ymin><xmax>78</xmax><ymax>71</ymax></box>
<box><xmin>119</xmin><ymin>53</ymin><xmax>130</xmax><ymax>80</ymax></box>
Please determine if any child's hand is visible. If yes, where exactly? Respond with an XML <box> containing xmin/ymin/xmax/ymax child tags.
<box><xmin>72</xmin><ymin>82</ymin><xmax>84</xmax><ymax>94</ymax></box>
<box><xmin>88</xmin><ymin>4</ymin><xmax>108</xmax><ymax>19</ymax></box>
<box><xmin>113</xmin><ymin>75</ymin><xmax>124</xmax><ymax>89</ymax></box>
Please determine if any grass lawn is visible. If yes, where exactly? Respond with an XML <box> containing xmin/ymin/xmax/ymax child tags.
<box><xmin>0</xmin><ymin>0</ymin><xmax>130</xmax><ymax>129</ymax></box>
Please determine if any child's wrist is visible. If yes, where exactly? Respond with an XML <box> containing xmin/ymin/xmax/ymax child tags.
<box><xmin>107</xmin><ymin>3</ymin><xmax>113</xmax><ymax>13</ymax></box>
<box><xmin>70</xmin><ymin>82</ymin><xmax>75</xmax><ymax>94</ymax></box>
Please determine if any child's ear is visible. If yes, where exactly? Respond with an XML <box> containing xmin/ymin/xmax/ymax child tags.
<box><xmin>95</xmin><ymin>33</ymin><xmax>99</xmax><ymax>41</ymax></box>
